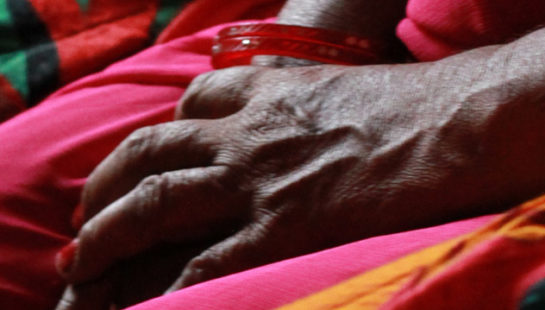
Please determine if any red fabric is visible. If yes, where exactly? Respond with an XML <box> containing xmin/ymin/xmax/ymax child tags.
<box><xmin>28</xmin><ymin>0</ymin><xmax>159</xmax><ymax>84</ymax></box>
<box><xmin>56</xmin><ymin>10</ymin><xmax>156</xmax><ymax>83</ymax></box>
<box><xmin>28</xmin><ymin>0</ymin><xmax>156</xmax><ymax>40</ymax></box>
<box><xmin>397</xmin><ymin>0</ymin><xmax>545</xmax><ymax>61</ymax></box>
<box><xmin>0</xmin><ymin>75</ymin><xmax>25</xmax><ymax>111</ymax></box>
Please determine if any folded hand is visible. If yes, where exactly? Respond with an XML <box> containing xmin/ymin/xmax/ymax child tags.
<box><xmin>56</xmin><ymin>43</ymin><xmax>545</xmax><ymax>308</ymax></box>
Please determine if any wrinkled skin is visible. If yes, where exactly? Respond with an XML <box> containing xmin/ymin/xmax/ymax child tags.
<box><xmin>55</xmin><ymin>1</ymin><xmax>545</xmax><ymax>309</ymax></box>
<box><xmin>55</xmin><ymin>0</ymin><xmax>414</xmax><ymax>308</ymax></box>
<box><xmin>56</xmin><ymin>28</ymin><xmax>545</xmax><ymax>308</ymax></box>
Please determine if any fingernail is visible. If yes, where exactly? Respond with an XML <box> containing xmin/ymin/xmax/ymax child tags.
<box><xmin>56</xmin><ymin>239</ymin><xmax>79</xmax><ymax>275</ymax></box>
<box><xmin>71</xmin><ymin>204</ymin><xmax>84</xmax><ymax>231</ymax></box>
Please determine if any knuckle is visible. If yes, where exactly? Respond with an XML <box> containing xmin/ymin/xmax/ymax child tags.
<box><xmin>184</xmin><ymin>254</ymin><xmax>218</xmax><ymax>282</ymax></box>
<box><xmin>119</xmin><ymin>125</ymin><xmax>159</xmax><ymax>163</ymax></box>
<box><xmin>192</xmin><ymin>71</ymin><xmax>214</xmax><ymax>87</ymax></box>
<box><xmin>125</xmin><ymin>126</ymin><xmax>156</xmax><ymax>150</ymax></box>
<box><xmin>184</xmin><ymin>72</ymin><xmax>214</xmax><ymax>99</ymax></box>
<box><xmin>179</xmin><ymin>73</ymin><xmax>215</xmax><ymax>118</ymax></box>
<box><xmin>121</xmin><ymin>174</ymin><xmax>172</xmax><ymax>241</ymax></box>
<box><xmin>79</xmin><ymin>219</ymin><xmax>99</xmax><ymax>242</ymax></box>
<box><xmin>133</xmin><ymin>173</ymin><xmax>182</xmax><ymax>220</ymax></box>
<box><xmin>134</xmin><ymin>174</ymin><xmax>170</xmax><ymax>209</ymax></box>
<box><xmin>138</xmin><ymin>173</ymin><xmax>168</xmax><ymax>191</ymax></box>
<box><xmin>179</xmin><ymin>94</ymin><xmax>200</xmax><ymax>119</ymax></box>
<box><xmin>180</xmin><ymin>67</ymin><xmax>265</xmax><ymax>120</ymax></box>
<box><xmin>169</xmin><ymin>120</ymin><xmax>205</xmax><ymax>146</ymax></box>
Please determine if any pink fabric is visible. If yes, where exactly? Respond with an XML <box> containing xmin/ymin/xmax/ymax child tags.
<box><xmin>0</xmin><ymin>22</ymin><xmax>218</xmax><ymax>310</ymax></box>
<box><xmin>125</xmin><ymin>215</ymin><xmax>494</xmax><ymax>310</ymax></box>
<box><xmin>397</xmin><ymin>0</ymin><xmax>545</xmax><ymax>61</ymax></box>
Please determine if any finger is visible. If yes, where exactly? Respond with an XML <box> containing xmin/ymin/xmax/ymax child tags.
<box><xmin>54</xmin><ymin>281</ymin><xmax>114</xmax><ymax>310</ymax></box>
<box><xmin>81</xmin><ymin>120</ymin><xmax>217</xmax><ymax>223</ymax></box>
<box><xmin>175</xmin><ymin>66</ymin><xmax>263</xmax><ymax>120</ymax></box>
<box><xmin>55</xmin><ymin>243</ymin><xmax>212</xmax><ymax>310</ymax></box>
<box><xmin>165</xmin><ymin>217</ymin><xmax>301</xmax><ymax>292</ymax></box>
<box><xmin>112</xmin><ymin>241</ymin><xmax>215</xmax><ymax>308</ymax></box>
<box><xmin>59</xmin><ymin>166</ymin><xmax>247</xmax><ymax>284</ymax></box>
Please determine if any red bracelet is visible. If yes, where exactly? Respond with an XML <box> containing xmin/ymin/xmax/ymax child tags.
<box><xmin>212</xmin><ymin>23</ymin><xmax>387</xmax><ymax>69</ymax></box>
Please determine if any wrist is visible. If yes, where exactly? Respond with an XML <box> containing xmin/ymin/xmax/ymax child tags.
<box><xmin>275</xmin><ymin>0</ymin><xmax>409</xmax><ymax>62</ymax></box>
<box><xmin>413</xmin><ymin>30</ymin><xmax>545</xmax><ymax>209</ymax></box>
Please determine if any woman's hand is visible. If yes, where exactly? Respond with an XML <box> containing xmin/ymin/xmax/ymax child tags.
<box><xmin>56</xmin><ymin>27</ymin><xmax>545</xmax><ymax>309</ymax></box>
<box><xmin>55</xmin><ymin>241</ymin><xmax>214</xmax><ymax>309</ymax></box>
<box><xmin>55</xmin><ymin>1</ymin><xmax>411</xmax><ymax>308</ymax></box>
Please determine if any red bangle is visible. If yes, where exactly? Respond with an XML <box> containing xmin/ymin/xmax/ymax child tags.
<box><xmin>212</xmin><ymin>23</ymin><xmax>387</xmax><ymax>69</ymax></box>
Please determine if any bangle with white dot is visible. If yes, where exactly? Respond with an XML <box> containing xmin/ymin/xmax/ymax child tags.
<box><xmin>212</xmin><ymin>23</ymin><xmax>388</xmax><ymax>68</ymax></box>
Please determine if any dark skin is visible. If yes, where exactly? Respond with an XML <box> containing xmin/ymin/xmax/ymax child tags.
<box><xmin>55</xmin><ymin>1</ymin><xmax>545</xmax><ymax>309</ymax></box>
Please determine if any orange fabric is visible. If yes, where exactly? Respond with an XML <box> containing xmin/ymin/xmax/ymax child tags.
<box><xmin>278</xmin><ymin>195</ymin><xmax>545</xmax><ymax>310</ymax></box>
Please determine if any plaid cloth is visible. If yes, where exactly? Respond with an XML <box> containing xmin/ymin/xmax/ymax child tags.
<box><xmin>0</xmin><ymin>0</ymin><xmax>191</xmax><ymax>110</ymax></box>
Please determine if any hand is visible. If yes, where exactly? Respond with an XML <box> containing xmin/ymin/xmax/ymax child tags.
<box><xmin>54</xmin><ymin>2</ymin><xmax>410</xmax><ymax>307</ymax></box>
<box><xmin>56</xmin><ymin>29</ymin><xmax>545</xmax><ymax>308</ymax></box>
<box><xmin>54</xmin><ymin>241</ymin><xmax>214</xmax><ymax>310</ymax></box>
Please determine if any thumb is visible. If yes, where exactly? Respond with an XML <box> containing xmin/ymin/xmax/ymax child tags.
<box><xmin>165</xmin><ymin>219</ymin><xmax>302</xmax><ymax>292</ymax></box>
